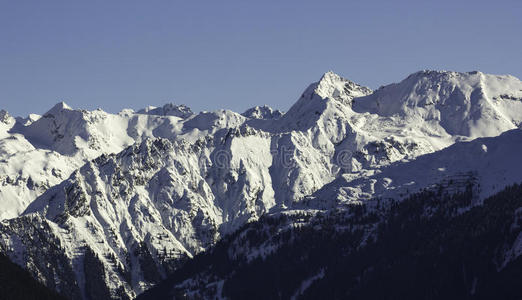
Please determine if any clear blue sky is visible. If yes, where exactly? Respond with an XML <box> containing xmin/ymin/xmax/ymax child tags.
<box><xmin>1</xmin><ymin>0</ymin><xmax>521</xmax><ymax>117</ymax></box>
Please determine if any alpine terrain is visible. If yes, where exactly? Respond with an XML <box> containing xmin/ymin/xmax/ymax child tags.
<box><xmin>0</xmin><ymin>70</ymin><xmax>522</xmax><ymax>299</ymax></box>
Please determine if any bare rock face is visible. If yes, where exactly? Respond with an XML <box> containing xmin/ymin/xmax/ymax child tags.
<box><xmin>0</xmin><ymin>110</ymin><xmax>12</xmax><ymax>124</ymax></box>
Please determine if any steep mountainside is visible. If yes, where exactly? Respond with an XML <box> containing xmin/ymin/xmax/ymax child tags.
<box><xmin>139</xmin><ymin>183</ymin><xmax>522</xmax><ymax>300</ymax></box>
<box><xmin>306</xmin><ymin>128</ymin><xmax>522</xmax><ymax>209</ymax></box>
<box><xmin>0</xmin><ymin>102</ymin><xmax>193</xmax><ymax>220</ymax></box>
<box><xmin>0</xmin><ymin>70</ymin><xmax>521</xmax><ymax>299</ymax></box>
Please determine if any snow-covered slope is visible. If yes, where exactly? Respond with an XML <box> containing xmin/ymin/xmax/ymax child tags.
<box><xmin>15</xmin><ymin>102</ymin><xmax>134</xmax><ymax>156</ymax></box>
<box><xmin>307</xmin><ymin>128</ymin><xmax>522</xmax><ymax>209</ymax></box>
<box><xmin>0</xmin><ymin>102</ymin><xmax>247</xmax><ymax>219</ymax></box>
<box><xmin>0</xmin><ymin>103</ymin><xmax>191</xmax><ymax>219</ymax></box>
<box><xmin>0</xmin><ymin>70</ymin><xmax>521</xmax><ymax>299</ymax></box>
<box><xmin>353</xmin><ymin>70</ymin><xmax>522</xmax><ymax>138</ymax></box>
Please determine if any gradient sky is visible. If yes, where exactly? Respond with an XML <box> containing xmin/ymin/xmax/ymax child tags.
<box><xmin>1</xmin><ymin>0</ymin><xmax>521</xmax><ymax>117</ymax></box>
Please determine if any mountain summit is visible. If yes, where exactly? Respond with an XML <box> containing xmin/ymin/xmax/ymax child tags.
<box><xmin>311</xmin><ymin>70</ymin><xmax>373</xmax><ymax>103</ymax></box>
<box><xmin>44</xmin><ymin>101</ymin><xmax>73</xmax><ymax>116</ymax></box>
<box><xmin>353</xmin><ymin>70</ymin><xmax>522</xmax><ymax>138</ymax></box>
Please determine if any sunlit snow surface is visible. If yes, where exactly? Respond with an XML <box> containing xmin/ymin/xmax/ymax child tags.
<box><xmin>0</xmin><ymin>70</ymin><xmax>521</xmax><ymax>298</ymax></box>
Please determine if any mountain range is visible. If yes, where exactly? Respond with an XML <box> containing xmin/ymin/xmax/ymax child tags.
<box><xmin>0</xmin><ymin>69</ymin><xmax>521</xmax><ymax>299</ymax></box>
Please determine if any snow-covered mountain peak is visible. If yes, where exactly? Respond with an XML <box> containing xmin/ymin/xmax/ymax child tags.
<box><xmin>273</xmin><ymin>71</ymin><xmax>372</xmax><ymax>131</ymax></box>
<box><xmin>242</xmin><ymin>105</ymin><xmax>283</xmax><ymax>120</ymax></box>
<box><xmin>8</xmin><ymin>102</ymin><xmax>141</xmax><ymax>159</ymax></box>
<box><xmin>183</xmin><ymin>109</ymin><xmax>246</xmax><ymax>133</ymax></box>
<box><xmin>352</xmin><ymin>70</ymin><xmax>522</xmax><ymax>138</ymax></box>
<box><xmin>44</xmin><ymin>101</ymin><xmax>73</xmax><ymax>116</ymax></box>
<box><xmin>409</xmin><ymin>69</ymin><xmax>481</xmax><ymax>78</ymax></box>
<box><xmin>304</xmin><ymin>71</ymin><xmax>372</xmax><ymax>104</ymax></box>
<box><xmin>356</xmin><ymin>70</ymin><xmax>522</xmax><ymax>112</ymax></box>
<box><xmin>137</xmin><ymin>103</ymin><xmax>193</xmax><ymax>118</ymax></box>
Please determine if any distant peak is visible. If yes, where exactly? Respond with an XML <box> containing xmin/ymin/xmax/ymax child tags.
<box><xmin>407</xmin><ymin>69</ymin><xmax>488</xmax><ymax>81</ymax></box>
<box><xmin>320</xmin><ymin>70</ymin><xmax>341</xmax><ymax>80</ymax></box>
<box><xmin>45</xmin><ymin>101</ymin><xmax>73</xmax><ymax>116</ymax></box>
<box><xmin>55</xmin><ymin>101</ymin><xmax>72</xmax><ymax>110</ymax></box>
<box><xmin>137</xmin><ymin>103</ymin><xmax>193</xmax><ymax>118</ymax></box>
<box><xmin>242</xmin><ymin>105</ymin><xmax>283</xmax><ymax>120</ymax></box>
<box><xmin>307</xmin><ymin>71</ymin><xmax>372</xmax><ymax>103</ymax></box>
<box><xmin>317</xmin><ymin>71</ymin><xmax>357</xmax><ymax>87</ymax></box>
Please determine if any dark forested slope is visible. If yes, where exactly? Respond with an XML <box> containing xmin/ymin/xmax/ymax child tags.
<box><xmin>139</xmin><ymin>183</ymin><xmax>522</xmax><ymax>300</ymax></box>
<box><xmin>0</xmin><ymin>253</ymin><xmax>67</xmax><ymax>300</ymax></box>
